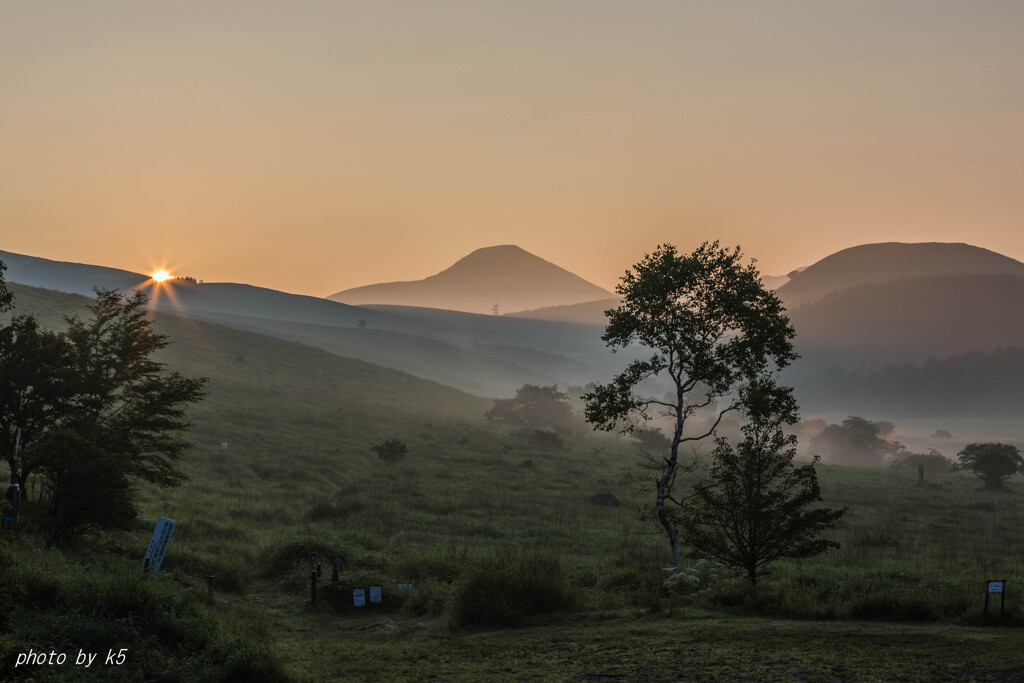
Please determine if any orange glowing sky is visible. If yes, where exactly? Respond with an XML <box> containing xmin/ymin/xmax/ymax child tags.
<box><xmin>2</xmin><ymin>2</ymin><xmax>1023</xmax><ymax>296</ymax></box>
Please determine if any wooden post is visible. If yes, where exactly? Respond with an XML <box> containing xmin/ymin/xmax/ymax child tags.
<box><xmin>916</xmin><ymin>464</ymin><xmax>924</xmax><ymax>487</ymax></box>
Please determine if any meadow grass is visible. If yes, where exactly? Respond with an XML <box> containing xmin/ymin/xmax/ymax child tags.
<box><xmin>3</xmin><ymin>283</ymin><xmax>1024</xmax><ymax>681</ymax></box>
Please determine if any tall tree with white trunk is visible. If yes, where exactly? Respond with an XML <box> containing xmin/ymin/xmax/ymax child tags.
<box><xmin>584</xmin><ymin>242</ymin><xmax>797</xmax><ymax>572</ymax></box>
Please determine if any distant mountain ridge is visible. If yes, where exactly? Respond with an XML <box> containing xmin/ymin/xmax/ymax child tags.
<box><xmin>327</xmin><ymin>245</ymin><xmax>613</xmax><ymax>315</ymax></box>
<box><xmin>777</xmin><ymin>242</ymin><xmax>1024</xmax><ymax>308</ymax></box>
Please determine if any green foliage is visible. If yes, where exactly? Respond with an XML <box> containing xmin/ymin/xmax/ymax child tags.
<box><xmin>889</xmin><ymin>448</ymin><xmax>953</xmax><ymax>473</ymax></box>
<box><xmin>954</xmin><ymin>442</ymin><xmax>1023</xmax><ymax>491</ymax></box>
<box><xmin>61</xmin><ymin>289</ymin><xmax>207</xmax><ymax>488</ymax></box>
<box><xmin>485</xmin><ymin>384</ymin><xmax>576</xmax><ymax>434</ymax></box>
<box><xmin>372</xmin><ymin>437</ymin><xmax>408</xmax><ymax>463</ymax></box>
<box><xmin>0</xmin><ymin>545</ymin><xmax>288</xmax><ymax>681</ymax></box>
<box><xmin>810</xmin><ymin>416</ymin><xmax>895</xmax><ymax>468</ymax></box>
<box><xmin>584</xmin><ymin>242</ymin><xmax>798</xmax><ymax>571</ymax></box>
<box><xmin>36</xmin><ymin>427</ymin><xmax>138</xmax><ymax>547</ymax></box>
<box><xmin>681</xmin><ymin>384</ymin><xmax>846</xmax><ymax>584</ymax></box>
<box><xmin>664</xmin><ymin>559</ymin><xmax>728</xmax><ymax>596</ymax></box>
<box><xmin>6</xmin><ymin>277</ymin><xmax>1024</xmax><ymax>679</ymax></box>
<box><xmin>0</xmin><ymin>276</ymin><xmax>206</xmax><ymax>545</ymax></box>
<box><xmin>449</xmin><ymin>551</ymin><xmax>576</xmax><ymax>627</ymax></box>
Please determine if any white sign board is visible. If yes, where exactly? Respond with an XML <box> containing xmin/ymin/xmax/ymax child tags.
<box><xmin>369</xmin><ymin>586</ymin><xmax>382</xmax><ymax>603</ymax></box>
<box><xmin>143</xmin><ymin>517</ymin><xmax>176</xmax><ymax>571</ymax></box>
<box><xmin>353</xmin><ymin>588</ymin><xmax>366</xmax><ymax>607</ymax></box>
<box><xmin>988</xmin><ymin>581</ymin><xmax>1004</xmax><ymax>594</ymax></box>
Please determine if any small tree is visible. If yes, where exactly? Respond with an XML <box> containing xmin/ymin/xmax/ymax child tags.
<box><xmin>954</xmin><ymin>443</ymin><xmax>1023</xmax><ymax>491</ymax></box>
<box><xmin>372</xmin><ymin>438</ymin><xmax>408</xmax><ymax>464</ymax></box>
<box><xmin>584</xmin><ymin>242</ymin><xmax>797</xmax><ymax>571</ymax></box>
<box><xmin>0</xmin><ymin>272</ymin><xmax>206</xmax><ymax>544</ymax></box>
<box><xmin>680</xmin><ymin>382</ymin><xmax>845</xmax><ymax>584</ymax></box>
<box><xmin>485</xmin><ymin>384</ymin><xmax>576</xmax><ymax>435</ymax></box>
<box><xmin>810</xmin><ymin>416</ymin><xmax>892</xmax><ymax>468</ymax></box>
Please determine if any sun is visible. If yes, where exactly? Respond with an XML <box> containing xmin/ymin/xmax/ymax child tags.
<box><xmin>152</xmin><ymin>270</ymin><xmax>172</xmax><ymax>282</ymax></box>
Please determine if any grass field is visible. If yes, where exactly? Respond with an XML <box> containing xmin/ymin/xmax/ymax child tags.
<box><xmin>2</xmin><ymin>284</ymin><xmax>1023</xmax><ymax>681</ymax></box>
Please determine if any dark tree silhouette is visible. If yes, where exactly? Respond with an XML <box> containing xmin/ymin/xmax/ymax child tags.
<box><xmin>584</xmin><ymin>242</ymin><xmax>797</xmax><ymax>571</ymax></box>
<box><xmin>0</xmin><ymin>267</ymin><xmax>206</xmax><ymax>544</ymax></box>
<box><xmin>954</xmin><ymin>443</ymin><xmax>1023</xmax><ymax>491</ymax></box>
<box><xmin>485</xmin><ymin>384</ymin><xmax>576</xmax><ymax>435</ymax></box>
<box><xmin>680</xmin><ymin>381</ymin><xmax>845</xmax><ymax>584</ymax></box>
<box><xmin>372</xmin><ymin>438</ymin><xmax>408</xmax><ymax>464</ymax></box>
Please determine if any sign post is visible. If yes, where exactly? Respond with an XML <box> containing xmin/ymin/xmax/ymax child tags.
<box><xmin>984</xmin><ymin>580</ymin><xmax>1006</xmax><ymax>621</ymax></box>
<box><xmin>142</xmin><ymin>517</ymin><xmax>176</xmax><ymax>572</ymax></box>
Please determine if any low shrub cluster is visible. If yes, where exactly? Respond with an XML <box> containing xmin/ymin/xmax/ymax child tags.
<box><xmin>0</xmin><ymin>546</ymin><xmax>288</xmax><ymax>681</ymax></box>
<box><xmin>449</xmin><ymin>551</ymin><xmax>577</xmax><ymax>627</ymax></box>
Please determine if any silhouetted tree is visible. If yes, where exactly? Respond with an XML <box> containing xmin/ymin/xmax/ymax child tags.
<box><xmin>810</xmin><ymin>416</ymin><xmax>892</xmax><ymax>468</ymax></box>
<box><xmin>0</xmin><ymin>268</ymin><xmax>206</xmax><ymax>544</ymax></box>
<box><xmin>372</xmin><ymin>438</ymin><xmax>408</xmax><ymax>464</ymax></box>
<box><xmin>954</xmin><ymin>443</ymin><xmax>1023</xmax><ymax>491</ymax></box>
<box><xmin>486</xmin><ymin>384</ymin><xmax>576</xmax><ymax>434</ymax></box>
<box><xmin>680</xmin><ymin>381</ymin><xmax>845</xmax><ymax>584</ymax></box>
<box><xmin>889</xmin><ymin>448</ymin><xmax>953</xmax><ymax>474</ymax></box>
<box><xmin>584</xmin><ymin>242</ymin><xmax>797</xmax><ymax>571</ymax></box>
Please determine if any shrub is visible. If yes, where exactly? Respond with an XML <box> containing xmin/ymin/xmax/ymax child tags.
<box><xmin>890</xmin><ymin>448</ymin><xmax>953</xmax><ymax>473</ymax></box>
<box><xmin>449</xmin><ymin>551</ymin><xmax>576</xmax><ymax>627</ymax></box>
<box><xmin>372</xmin><ymin>438</ymin><xmax>408</xmax><ymax>464</ymax></box>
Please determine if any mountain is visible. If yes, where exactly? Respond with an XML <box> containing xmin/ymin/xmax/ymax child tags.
<box><xmin>327</xmin><ymin>245</ymin><xmax>613</xmax><ymax>314</ymax></box>
<box><xmin>0</xmin><ymin>249</ymin><xmax>153</xmax><ymax>295</ymax></box>
<box><xmin>505</xmin><ymin>271</ymin><xmax>794</xmax><ymax>325</ymax></box>
<box><xmin>506</xmin><ymin>298</ymin><xmax>620</xmax><ymax>325</ymax></box>
<box><xmin>788</xmin><ymin>272</ymin><xmax>1024</xmax><ymax>367</ymax></box>
<box><xmin>0</xmin><ymin>248</ymin><xmax>617</xmax><ymax>396</ymax></box>
<box><xmin>776</xmin><ymin>242</ymin><xmax>1024</xmax><ymax>309</ymax></box>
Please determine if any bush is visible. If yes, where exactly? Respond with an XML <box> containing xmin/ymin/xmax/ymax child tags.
<box><xmin>372</xmin><ymin>438</ymin><xmax>408</xmax><ymax>463</ymax></box>
<box><xmin>890</xmin><ymin>448</ymin><xmax>953</xmax><ymax>473</ymax></box>
<box><xmin>449</xmin><ymin>551</ymin><xmax>576</xmax><ymax>627</ymax></box>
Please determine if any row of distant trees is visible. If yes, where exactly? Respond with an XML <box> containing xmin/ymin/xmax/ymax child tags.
<box><xmin>806</xmin><ymin>415</ymin><xmax>1023</xmax><ymax>489</ymax></box>
<box><xmin>802</xmin><ymin>348</ymin><xmax>1024</xmax><ymax>416</ymax></box>
<box><xmin>0</xmin><ymin>261</ymin><xmax>205</xmax><ymax>546</ymax></box>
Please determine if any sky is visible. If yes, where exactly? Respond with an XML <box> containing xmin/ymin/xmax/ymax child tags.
<box><xmin>2</xmin><ymin>1</ymin><xmax>1023</xmax><ymax>296</ymax></box>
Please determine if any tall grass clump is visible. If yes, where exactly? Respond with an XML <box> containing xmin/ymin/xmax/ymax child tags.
<box><xmin>449</xmin><ymin>550</ymin><xmax>576</xmax><ymax>627</ymax></box>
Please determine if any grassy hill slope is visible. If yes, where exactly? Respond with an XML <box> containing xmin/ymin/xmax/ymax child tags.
<box><xmin>3</xmin><ymin>283</ymin><xmax>1024</xmax><ymax>681</ymax></box>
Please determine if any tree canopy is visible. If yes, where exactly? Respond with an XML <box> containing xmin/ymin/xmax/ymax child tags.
<box><xmin>0</xmin><ymin>265</ymin><xmax>206</xmax><ymax>544</ymax></box>
<box><xmin>954</xmin><ymin>443</ymin><xmax>1023</xmax><ymax>491</ymax></box>
<box><xmin>809</xmin><ymin>416</ymin><xmax>897</xmax><ymax>468</ymax></box>
<box><xmin>584</xmin><ymin>242</ymin><xmax>797</xmax><ymax>571</ymax></box>
<box><xmin>485</xmin><ymin>384</ymin><xmax>576</xmax><ymax>434</ymax></box>
<box><xmin>680</xmin><ymin>381</ymin><xmax>845</xmax><ymax>583</ymax></box>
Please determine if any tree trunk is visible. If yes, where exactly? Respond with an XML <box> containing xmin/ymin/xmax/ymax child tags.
<box><xmin>656</xmin><ymin>457</ymin><xmax>679</xmax><ymax>572</ymax></box>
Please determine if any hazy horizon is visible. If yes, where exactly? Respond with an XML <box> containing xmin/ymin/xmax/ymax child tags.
<box><xmin>4</xmin><ymin>1</ymin><xmax>1024</xmax><ymax>297</ymax></box>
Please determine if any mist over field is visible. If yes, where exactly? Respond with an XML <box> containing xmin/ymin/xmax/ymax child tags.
<box><xmin>2</xmin><ymin>237</ymin><xmax>1023</xmax><ymax>680</ymax></box>
<box><xmin>4</xmin><ymin>1</ymin><xmax>1024</xmax><ymax>679</ymax></box>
